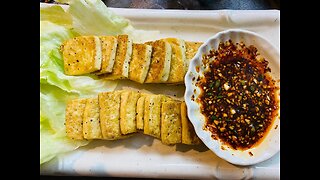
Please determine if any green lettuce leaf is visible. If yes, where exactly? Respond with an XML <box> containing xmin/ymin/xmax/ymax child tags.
<box><xmin>40</xmin><ymin>0</ymin><xmax>159</xmax><ymax>165</ymax></box>
<box><xmin>40</xmin><ymin>21</ymin><xmax>117</xmax><ymax>95</ymax></box>
<box><xmin>40</xmin><ymin>21</ymin><xmax>73</xmax><ymax>66</ymax></box>
<box><xmin>67</xmin><ymin>0</ymin><xmax>129</xmax><ymax>36</ymax></box>
<box><xmin>40</xmin><ymin>5</ymin><xmax>72</xmax><ymax>28</ymax></box>
<box><xmin>40</xmin><ymin>46</ymin><xmax>117</xmax><ymax>95</ymax></box>
<box><xmin>40</xmin><ymin>84</ymin><xmax>89</xmax><ymax>165</ymax></box>
<box><xmin>56</xmin><ymin>0</ymin><xmax>159</xmax><ymax>42</ymax></box>
<box><xmin>41</xmin><ymin>109</ymin><xmax>89</xmax><ymax>164</ymax></box>
<box><xmin>40</xmin><ymin>20</ymin><xmax>117</xmax><ymax>165</ymax></box>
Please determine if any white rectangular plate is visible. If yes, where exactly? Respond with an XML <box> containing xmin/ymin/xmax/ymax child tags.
<box><xmin>40</xmin><ymin>4</ymin><xmax>280</xmax><ymax>179</ymax></box>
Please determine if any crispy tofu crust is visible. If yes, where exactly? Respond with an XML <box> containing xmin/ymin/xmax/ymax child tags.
<box><xmin>65</xmin><ymin>98</ymin><xmax>87</xmax><ymax>140</ymax></box>
<box><xmin>83</xmin><ymin>97</ymin><xmax>102</xmax><ymax>139</ymax></box>
<box><xmin>128</xmin><ymin>43</ymin><xmax>152</xmax><ymax>83</ymax></box>
<box><xmin>162</xmin><ymin>95</ymin><xmax>173</xmax><ymax>103</ymax></box>
<box><xmin>101</xmin><ymin>35</ymin><xmax>132</xmax><ymax>80</ymax></box>
<box><xmin>96</xmin><ymin>36</ymin><xmax>118</xmax><ymax>75</ymax></box>
<box><xmin>120</xmin><ymin>91</ymin><xmax>140</xmax><ymax>135</ymax></box>
<box><xmin>61</xmin><ymin>36</ymin><xmax>102</xmax><ymax>75</ymax></box>
<box><xmin>161</xmin><ymin>101</ymin><xmax>182</xmax><ymax>145</ymax></box>
<box><xmin>136</xmin><ymin>96</ymin><xmax>146</xmax><ymax>130</ymax></box>
<box><xmin>143</xmin><ymin>94</ymin><xmax>163</xmax><ymax>138</ymax></box>
<box><xmin>98</xmin><ymin>91</ymin><xmax>123</xmax><ymax>140</ymax></box>
<box><xmin>65</xmin><ymin>91</ymin><xmax>201</xmax><ymax>145</ymax></box>
<box><xmin>185</xmin><ymin>41</ymin><xmax>203</xmax><ymax>71</ymax></box>
<box><xmin>181</xmin><ymin>102</ymin><xmax>201</xmax><ymax>145</ymax></box>
<box><xmin>144</xmin><ymin>40</ymin><xmax>172</xmax><ymax>83</ymax></box>
<box><xmin>163</xmin><ymin>38</ymin><xmax>187</xmax><ymax>83</ymax></box>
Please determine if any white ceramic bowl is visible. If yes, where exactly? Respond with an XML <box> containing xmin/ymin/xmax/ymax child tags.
<box><xmin>184</xmin><ymin>29</ymin><xmax>280</xmax><ymax>166</ymax></box>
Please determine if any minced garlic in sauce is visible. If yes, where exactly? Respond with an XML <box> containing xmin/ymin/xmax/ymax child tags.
<box><xmin>195</xmin><ymin>40</ymin><xmax>279</xmax><ymax>150</ymax></box>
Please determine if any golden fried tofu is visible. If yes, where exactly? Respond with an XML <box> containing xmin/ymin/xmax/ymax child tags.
<box><xmin>181</xmin><ymin>102</ymin><xmax>201</xmax><ymax>145</ymax></box>
<box><xmin>161</xmin><ymin>101</ymin><xmax>182</xmax><ymax>145</ymax></box>
<box><xmin>61</xmin><ymin>36</ymin><xmax>102</xmax><ymax>75</ymax></box>
<box><xmin>144</xmin><ymin>40</ymin><xmax>172</xmax><ymax>83</ymax></box>
<box><xmin>95</xmin><ymin>36</ymin><xmax>118</xmax><ymax>75</ymax></box>
<box><xmin>136</xmin><ymin>95</ymin><xmax>145</xmax><ymax>130</ymax></box>
<box><xmin>162</xmin><ymin>95</ymin><xmax>173</xmax><ymax>103</ymax></box>
<box><xmin>83</xmin><ymin>97</ymin><xmax>102</xmax><ymax>139</ymax></box>
<box><xmin>143</xmin><ymin>94</ymin><xmax>163</xmax><ymax>138</ymax></box>
<box><xmin>65</xmin><ymin>98</ymin><xmax>87</xmax><ymax>140</ymax></box>
<box><xmin>98</xmin><ymin>91</ymin><xmax>123</xmax><ymax>140</ymax></box>
<box><xmin>185</xmin><ymin>41</ymin><xmax>203</xmax><ymax>70</ymax></box>
<box><xmin>163</xmin><ymin>38</ymin><xmax>187</xmax><ymax>83</ymax></box>
<box><xmin>101</xmin><ymin>35</ymin><xmax>132</xmax><ymax>80</ymax></box>
<box><xmin>120</xmin><ymin>91</ymin><xmax>140</xmax><ymax>135</ymax></box>
<box><xmin>128</xmin><ymin>43</ymin><xmax>152</xmax><ymax>83</ymax></box>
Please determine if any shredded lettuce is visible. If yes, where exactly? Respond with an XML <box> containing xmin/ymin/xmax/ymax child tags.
<box><xmin>40</xmin><ymin>0</ymin><xmax>159</xmax><ymax>165</ymax></box>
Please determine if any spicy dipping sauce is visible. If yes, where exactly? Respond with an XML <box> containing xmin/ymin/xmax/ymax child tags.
<box><xmin>196</xmin><ymin>40</ymin><xmax>279</xmax><ymax>150</ymax></box>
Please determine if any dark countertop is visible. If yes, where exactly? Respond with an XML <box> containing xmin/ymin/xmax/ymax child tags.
<box><xmin>42</xmin><ymin>0</ymin><xmax>280</xmax><ymax>10</ymax></box>
<box><xmin>40</xmin><ymin>0</ymin><xmax>279</xmax><ymax>179</ymax></box>
<box><xmin>103</xmin><ymin>0</ymin><xmax>279</xmax><ymax>10</ymax></box>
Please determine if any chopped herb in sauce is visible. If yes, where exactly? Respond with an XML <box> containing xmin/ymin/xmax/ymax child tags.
<box><xmin>196</xmin><ymin>40</ymin><xmax>279</xmax><ymax>150</ymax></box>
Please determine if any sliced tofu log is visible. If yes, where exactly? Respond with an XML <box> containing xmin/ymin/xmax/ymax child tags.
<box><xmin>61</xmin><ymin>36</ymin><xmax>102</xmax><ymax>75</ymax></box>
<box><xmin>143</xmin><ymin>94</ymin><xmax>163</xmax><ymax>138</ymax></box>
<box><xmin>181</xmin><ymin>102</ymin><xmax>201</xmax><ymax>145</ymax></box>
<box><xmin>95</xmin><ymin>36</ymin><xmax>118</xmax><ymax>75</ymax></box>
<box><xmin>136</xmin><ymin>95</ymin><xmax>146</xmax><ymax>131</ymax></box>
<box><xmin>144</xmin><ymin>40</ymin><xmax>172</xmax><ymax>83</ymax></box>
<box><xmin>163</xmin><ymin>38</ymin><xmax>187</xmax><ymax>83</ymax></box>
<box><xmin>65</xmin><ymin>98</ymin><xmax>87</xmax><ymax>140</ymax></box>
<box><xmin>185</xmin><ymin>41</ymin><xmax>203</xmax><ymax>71</ymax></box>
<box><xmin>120</xmin><ymin>91</ymin><xmax>140</xmax><ymax>135</ymax></box>
<box><xmin>161</xmin><ymin>101</ymin><xmax>182</xmax><ymax>145</ymax></box>
<box><xmin>83</xmin><ymin>97</ymin><xmax>102</xmax><ymax>139</ymax></box>
<box><xmin>98</xmin><ymin>91</ymin><xmax>124</xmax><ymax>140</ymax></box>
<box><xmin>100</xmin><ymin>35</ymin><xmax>133</xmax><ymax>80</ymax></box>
<box><xmin>128</xmin><ymin>43</ymin><xmax>152</xmax><ymax>83</ymax></box>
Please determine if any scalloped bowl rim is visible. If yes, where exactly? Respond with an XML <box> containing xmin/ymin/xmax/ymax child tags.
<box><xmin>184</xmin><ymin>29</ymin><xmax>280</xmax><ymax>166</ymax></box>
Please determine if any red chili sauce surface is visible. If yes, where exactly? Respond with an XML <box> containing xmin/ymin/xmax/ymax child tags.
<box><xmin>196</xmin><ymin>40</ymin><xmax>279</xmax><ymax>150</ymax></box>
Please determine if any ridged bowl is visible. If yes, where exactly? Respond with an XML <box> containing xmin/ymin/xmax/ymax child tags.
<box><xmin>184</xmin><ymin>29</ymin><xmax>280</xmax><ymax>166</ymax></box>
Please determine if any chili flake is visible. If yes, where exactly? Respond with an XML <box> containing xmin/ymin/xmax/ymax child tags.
<box><xmin>196</xmin><ymin>40</ymin><xmax>279</xmax><ymax>150</ymax></box>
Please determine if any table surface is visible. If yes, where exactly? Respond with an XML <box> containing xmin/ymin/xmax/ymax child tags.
<box><xmin>41</xmin><ymin>0</ymin><xmax>280</xmax><ymax>10</ymax></box>
<box><xmin>40</xmin><ymin>0</ymin><xmax>280</xmax><ymax>179</ymax></box>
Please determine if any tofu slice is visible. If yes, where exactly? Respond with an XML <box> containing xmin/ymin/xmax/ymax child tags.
<box><xmin>185</xmin><ymin>41</ymin><xmax>203</xmax><ymax>71</ymax></box>
<box><xmin>136</xmin><ymin>95</ymin><xmax>146</xmax><ymax>131</ymax></box>
<box><xmin>181</xmin><ymin>102</ymin><xmax>201</xmax><ymax>145</ymax></box>
<box><xmin>61</xmin><ymin>36</ymin><xmax>102</xmax><ymax>75</ymax></box>
<box><xmin>128</xmin><ymin>43</ymin><xmax>152</xmax><ymax>83</ymax></box>
<box><xmin>98</xmin><ymin>91</ymin><xmax>123</xmax><ymax>140</ymax></box>
<box><xmin>163</xmin><ymin>38</ymin><xmax>187</xmax><ymax>83</ymax></box>
<box><xmin>83</xmin><ymin>97</ymin><xmax>102</xmax><ymax>139</ymax></box>
<box><xmin>120</xmin><ymin>91</ymin><xmax>140</xmax><ymax>135</ymax></box>
<box><xmin>100</xmin><ymin>35</ymin><xmax>133</xmax><ymax>80</ymax></box>
<box><xmin>65</xmin><ymin>98</ymin><xmax>87</xmax><ymax>140</ymax></box>
<box><xmin>162</xmin><ymin>95</ymin><xmax>173</xmax><ymax>103</ymax></box>
<box><xmin>161</xmin><ymin>101</ymin><xmax>182</xmax><ymax>145</ymax></box>
<box><xmin>143</xmin><ymin>94</ymin><xmax>163</xmax><ymax>138</ymax></box>
<box><xmin>144</xmin><ymin>40</ymin><xmax>172</xmax><ymax>83</ymax></box>
<box><xmin>95</xmin><ymin>36</ymin><xmax>118</xmax><ymax>75</ymax></box>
